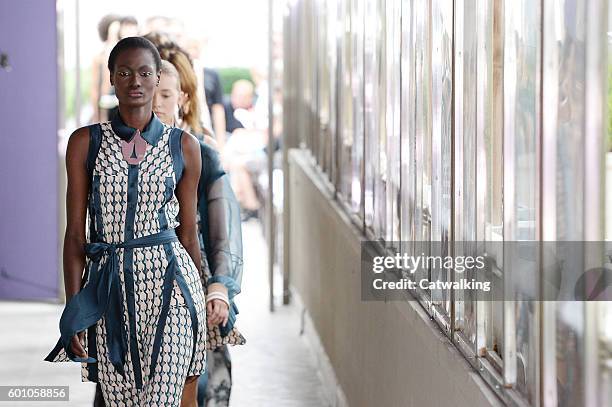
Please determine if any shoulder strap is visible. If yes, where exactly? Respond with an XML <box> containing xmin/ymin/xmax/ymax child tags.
<box><xmin>86</xmin><ymin>123</ymin><xmax>102</xmax><ymax>182</ymax></box>
<box><xmin>85</xmin><ymin>124</ymin><xmax>103</xmax><ymax>243</ymax></box>
<box><xmin>169</xmin><ymin>127</ymin><xmax>185</xmax><ymax>182</ymax></box>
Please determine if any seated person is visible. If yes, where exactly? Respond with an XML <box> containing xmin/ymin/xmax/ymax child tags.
<box><xmin>222</xmin><ymin>80</ymin><xmax>267</xmax><ymax>220</ymax></box>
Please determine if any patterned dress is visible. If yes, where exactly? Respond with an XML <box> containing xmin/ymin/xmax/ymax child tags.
<box><xmin>45</xmin><ymin>114</ymin><xmax>208</xmax><ymax>406</ymax></box>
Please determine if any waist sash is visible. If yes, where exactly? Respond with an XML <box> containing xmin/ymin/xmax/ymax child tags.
<box><xmin>44</xmin><ymin>228</ymin><xmax>199</xmax><ymax>389</ymax></box>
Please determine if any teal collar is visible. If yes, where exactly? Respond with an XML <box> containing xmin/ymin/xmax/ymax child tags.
<box><xmin>110</xmin><ymin>112</ymin><xmax>164</xmax><ymax>146</ymax></box>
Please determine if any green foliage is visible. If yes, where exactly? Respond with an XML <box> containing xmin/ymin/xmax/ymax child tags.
<box><xmin>216</xmin><ymin>67</ymin><xmax>253</xmax><ymax>96</ymax></box>
<box><xmin>64</xmin><ymin>67</ymin><xmax>92</xmax><ymax>121</ymax></box>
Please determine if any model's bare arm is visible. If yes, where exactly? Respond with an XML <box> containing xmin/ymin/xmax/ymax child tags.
<box><xmin>176</xmin><ymin>132</ymin><xmax>202</xmax><ymax>274</ymax></box>
<box><xmin>64</xmin><ymin>128</ymin><xmax>89</xmax><ymax>300</ymax></box>
<box><xmin>64</xmin><ymin>127</ymin><xmax>90</xmax><ymax>357</ymax></box>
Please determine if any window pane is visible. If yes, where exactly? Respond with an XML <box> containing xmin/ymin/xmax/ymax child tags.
<box><xmin>430</xmin><ymin>0</ymin><xmax>453</xmax><ymax>314</ymax></box>
<box><xmin>604</xmin><ymin>5</ymin><xmax>612</xmax><ymax>405</ymax></box>
<box><xmin>350</xmin><ymin>0</ymin><xmax>364</xmax><ymax>217</ymax></box>
<box><xmin>504</xmin><ymin>0</ymin><xmax>541</xmax><ymax>395</ymax></box>
<box><xmin>453</xmin><ymin>0</ymin><xmax>478</xmax><ymax>349</ymax></box>
<box><xmin>598</xmin><ymin>301</ymin><xmax>612</xmax><ymax>404</ymax></box>
<box><xmin>409</xmin><ymin>0</ymin><xmax>432</xmax><ymax>301</ymax></box>
<box><xmin>364</xmin><ymin>0</ymin><xmax>380</xmax><ymax>229</ymax></box>
<box><xmin>540</xmin><ymin>0</ymin><xmax>610</xmax><ymax>404</ymax></box>
<box><xmin>477</xmin><ymin>0</ymin><xmax>503</xmax><ymax>366</ymax></box>
<box><xmin>552</xmin><ymin>1</ymin><xmax>587</xmax><ymax>404</ymax></box>
<box><xmin>374</xmin><ymin>0</ymin><xmax>387</xmax><ymax>238</ymax></box>
<box><xmin>316</xmin><ymin>0</ymin><xmax>328</xmax><ymax>175</ymax></box>
<box><xmin>385</xmin><ymin>0</ymin><xmax>401</xmax><ymax>242</ymax></box>
<box><xmin>400</xmin><ymin>0</ymin><xmax>416</xmax><ymax>246</ymax></box>
<box><xmin>338</xmin><ymin>0</ymin><xmax>354</xmax><ymax>203</ymax></box>
<box><xmin>364</xmin><ymin>0</ymin><xmax>383</xmax><ymax>234</ymax></box>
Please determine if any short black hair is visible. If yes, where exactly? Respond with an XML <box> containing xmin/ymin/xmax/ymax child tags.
<box><xmin>107</xmin><ymin>36</ymin><xmax>162</xmax><ymax>73</ymax></box>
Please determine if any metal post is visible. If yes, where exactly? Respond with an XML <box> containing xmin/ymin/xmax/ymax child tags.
<box><xmin>268</xmin><ymin>0</ymin><xmax>275</xmax><ymax>312</ymax></box>
<box><xmin>502</xmin><ymin>0</ymin><xmax>517</xmax><ymax>387</ymax></box>
<box><xmin>583</xmin><ymin>0</ymin><xmax>607</xmax><ymax>404</ymax></box>
<box><xmin>540</xmin><ymin>0</ymin><xmax>558</xmax><ymax>404</ymax></box>
<box><xmin>282</xmin><ymin>0</ymin><xmax>297</xmax><ymax>308</ymax></box>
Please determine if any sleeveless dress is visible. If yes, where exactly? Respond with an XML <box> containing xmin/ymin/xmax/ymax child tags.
<box><xmin>45</xmin><ymin>114</ymin><xmax>208</xmax><ymax>406</ymax></box>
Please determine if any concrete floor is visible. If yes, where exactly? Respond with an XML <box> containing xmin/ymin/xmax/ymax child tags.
<box><xmin>0</xmin><ymin>220</ymin><xmax>328</xmax><ymax>406</ymax></box>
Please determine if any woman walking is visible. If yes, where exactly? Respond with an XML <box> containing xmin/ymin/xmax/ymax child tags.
<box><xmin>153</xmin><ymin>59</ymin><xmax>243</xmax><ymax>407</ymax></box>
<box><xmin>45</xmin><ymin>37</ymin><xmax>216</xmax><ymax>407</ymax></box>
<box><xmin>144</xmin><ymin>34</ymin><xmax>244</xmax><ymax>407</ymax></box>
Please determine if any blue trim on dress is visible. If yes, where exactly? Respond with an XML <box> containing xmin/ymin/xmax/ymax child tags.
<box><xmin>87</xmin><ymin>322</ymin><xmax>98</xmax><ymax>381</ymax></box>
<box><xmin>43</xmin><ymin>229</ymin><xmax>180</xmax><ymax>389</ymax></box>
<box><xmin>87</xmin><ymin>124</ymin><xmax>103</xmax><ymax>246</ymax></box>
<box><xmin>166</xmin><ymin>129</ymin><xmax>202</xmax><ymax>355</ymax></box>
<box><xmin>85</xmin><ymin>259</ymin><xmax>100</xmax><ymax>382</ymax></box>
<box><xmin>168</xmin><ymin>128</ymin><xmax>185</xmax><ymax>183</ymax></box>
<box><xmin>148</xmin><ymin>243</ymin><xmax>200</xmax><ymax>380</ymax></box>
<box><xmin>87</xmin><ymin>166</ymin><xmax>103</xmax><ymax>382</ymax></box>
<box><xmin>174</xmin><ymin>264</ymin><xmax>199</xmax><ymax>373</ymax></box>
<box><xmin>158</xmin><ymin>177</ymin><xmax>174</xmax><ymax>230</ymax></box>
<box><xmin>123</xmin><ymin>164</ymin><xmax>143</xmax><ymax>389</ymax></box>
<box><xmin>86</xmin><ymin>124</ymin><xmax>102</xmax><ymax>179</ymax></box>
<box><xmin>148</xmin><ymin>244</ymin><xmax>177</xmax><ymax>380</ymax></box>
<box><xmin>91</xmin><ymin>176</ymin><xmax>104</xmax><ymax>241</ymax></box>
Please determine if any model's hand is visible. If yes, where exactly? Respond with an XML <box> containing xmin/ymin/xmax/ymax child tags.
<box><xmin>70</xmin><ymin>331</ymin><xmax>87</xmax><ymax>358</ymax></box>
<box><xmin>207</xmin><ymin>299</ymin><xmax>229</xmax><ymax>327</ymax></box>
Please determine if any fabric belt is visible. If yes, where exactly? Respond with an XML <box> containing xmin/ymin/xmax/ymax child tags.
<box><xmin>44</xmin><ymin>228</ymin><xmax>199</xmax><ymax>389</ymax></box>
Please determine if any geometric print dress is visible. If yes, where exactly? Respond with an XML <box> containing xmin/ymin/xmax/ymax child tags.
<box><xmin>45</xmin><ymin>114</ymin><xmax>208</xmax><ymax>406</ymax></box>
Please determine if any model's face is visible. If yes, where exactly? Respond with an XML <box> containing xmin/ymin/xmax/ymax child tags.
<box><xmin>111</xmin><ymin>48</ymin><xmax>160</xmax><ymax>109</ymax></box>
<box><xmin>153</xmin><ymin>73</ymin><xmax>182</xmax><ymax>126</ymax></box>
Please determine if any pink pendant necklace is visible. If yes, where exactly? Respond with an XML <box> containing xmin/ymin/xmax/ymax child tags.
<box><xmin>120</xmin><ymin>129</ymin><xmax>148</xmax><ymax>165</ymax></box>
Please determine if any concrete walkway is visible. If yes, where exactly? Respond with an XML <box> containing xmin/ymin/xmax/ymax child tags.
<box><xmin>229</xmin><ymin>220</ymin><xmax>328</xmax><ymax>406</ymax></box>
<box><xmin>0</xmin><ymin>220</ymin><xmax>328</xmax><ymax>406</ymax></box>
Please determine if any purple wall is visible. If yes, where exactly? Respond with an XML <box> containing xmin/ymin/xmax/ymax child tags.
<box><xmin>0</xmin><ymin>0</ymin><xmax>59</xmax><ymax>300</ymax></box>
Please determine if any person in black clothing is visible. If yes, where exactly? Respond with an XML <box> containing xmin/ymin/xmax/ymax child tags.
<box><xmin>203</xmin><ymin>68</ymin><xmax>222</xmax><ymax>113</ymax></box>
<box><xmin>223</xmin><ymin>97</ymin><xmax>245</xmax><ymax>135</ymax></box>
<box><xmin>203</xmin><ymin>68</ymin><xmax>227</xmax><ymax>148</ymax></box>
